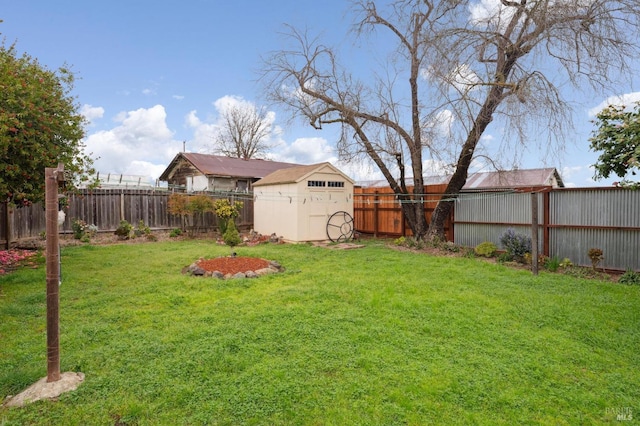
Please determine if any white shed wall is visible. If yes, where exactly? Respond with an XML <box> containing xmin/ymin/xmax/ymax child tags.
<box><xmin>254</xmin><ymin>168</ymin><xmax>354</xmax><ymax>242</ymax></box>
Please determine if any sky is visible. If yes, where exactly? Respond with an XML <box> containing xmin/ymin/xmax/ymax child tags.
<box><xmin>2</xmin><ymin>0</ymin><xmax>639</xmax><ymax>187</ymax></box>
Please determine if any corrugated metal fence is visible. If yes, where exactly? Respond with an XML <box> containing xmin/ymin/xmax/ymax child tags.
<box><xmin>1</xmin><ymin>189</ymin><xmax>254</xmax><ymax>246</ymax></box>
<box><xmin>454</xmin><ymin>187</ymin><xmax>640</xmax><ymax>271</ymax></box>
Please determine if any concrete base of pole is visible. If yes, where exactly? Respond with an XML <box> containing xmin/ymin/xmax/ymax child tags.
<box><xmin>2</xmin><ymin>372</ymin><xmax>84</xmax><ymax>408</ymax></box>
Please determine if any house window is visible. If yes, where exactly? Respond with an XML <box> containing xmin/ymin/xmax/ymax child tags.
<box><xmin>328</xmin><ymin>181</ymin><xmax>344</xmax><ymax>188</ymax></box>
<box><xmin>308</xmin><ymin>180</ymin><xmax>326</xmax><ymax>187</ymax></box>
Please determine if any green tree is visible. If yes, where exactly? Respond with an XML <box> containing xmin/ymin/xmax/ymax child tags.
<box><xmin>589</xmin><ymin>103</ymin><xmax>640</xmax><ymax>189</ymax></box>
<box><xmin>0</xmin><ymin>40</ymin><xmax>94</xmax><ymax>206</ymax></box>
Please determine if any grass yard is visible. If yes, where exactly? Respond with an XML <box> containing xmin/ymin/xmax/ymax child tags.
<box><xmin>1</xmin><ymin>239</ymin><xmax>638</xmax><ymax>425</ymax></box>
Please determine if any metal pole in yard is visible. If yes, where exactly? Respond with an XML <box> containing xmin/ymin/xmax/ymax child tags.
<box><xmin>45</xmin><ymin>164</ymin><xmax>64</xmax><ymax>382</ymax></box>
<box><xmin>531</xmin><ymin>192</ymin><xmax>539</xmax><ymax>276</ymax></box>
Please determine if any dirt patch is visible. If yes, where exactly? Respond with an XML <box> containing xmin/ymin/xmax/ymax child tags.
<box><xmin>196</xmin><ymin>256</ymin><xmax>270</xmax><ymax>275</ymax></box>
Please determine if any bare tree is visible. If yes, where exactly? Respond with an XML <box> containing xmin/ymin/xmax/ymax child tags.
<box><xmin>262</xmin><ymin>0</ymin><xmax>640</xmax><ymax>240</ymax></box>
<box><xmin>214</xmin><ymin>102</ymin><xmax>274</xmax><ymax>159</ymax></box>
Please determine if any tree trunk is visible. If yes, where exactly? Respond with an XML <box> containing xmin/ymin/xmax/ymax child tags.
<box><xmin>428</xmin><ymin>86</ymin><xmax>511</xmax><ymax>240</ymax></box>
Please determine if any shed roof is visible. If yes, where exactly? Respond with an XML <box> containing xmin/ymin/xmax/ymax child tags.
<box><xmin>253</xmin><ymin>162</ymin><xmax>355</xmax><ymax>187</ymax></box>
<box><xmin>159</xmin><ymin>153</ymin><xmax>303</xmax><ymax>181</ymax></box>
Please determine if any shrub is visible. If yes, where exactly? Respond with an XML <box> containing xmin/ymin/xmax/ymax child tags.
<box><xmin>559</xmin><ymin>258</ymin><xmax>573</xmax><ymax>268</ymax></box>
<box><xmin>588</xmin><ymin>248</ymin><xmax>604</xmax><ymax>271</ymax></box>
<box><xmin>394</xmin><ymin>236</ymin><xmax>406</xmax><ymax>246</ymax></box>
<box><xmin>496</xmin><ymin>252</ymin><xmax>513</xmax><ymax>263</ymax></box>
<box><xmin>618</xmin><ymin>270</ymin><xmax>640</xmax><ymax>285</ymax></box>
<box><xmin>214</xmin><ymin>199</ymin><xmax>244</xmax><ymax>234</ymax></box>
<box><xmin>169</xmin><ymin>228</ymin><xmax>182</xmax><ymax>238</ymax></box>
<box><xmin>499</xmin><ymin>229</ymin><xmax>531</xmax><ymax>261</ymax></box>
<box><xmin>114</xmin><ymin>220</ymin><xmax>133</xmax><ymax>240</ymax></box>
<box><xmin>72</xmin><ymin>219</ymin><xmax>87</xmax><ymax>240</ymax></box>
<box><xmin>222</xmin><ymin>218</ymin><xmax>242</xmax><ymax>249</ymax></box>
<box><xmin>474</xmin><ymin>241</ymin><xmax>497</xmax><ymax>257</ymax></box>
<box><xmin>545</xmin><ymin>256</ymin><xmax>561</xmax><ymax>272</ymax></box>
<box><xmin>134</xmin><ymin>220</ymin><xmax>151</xmax><ymax>238</ymax></box>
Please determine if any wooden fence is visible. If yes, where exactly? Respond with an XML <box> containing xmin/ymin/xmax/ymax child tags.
<box><xmin>353</xmin><ymin>185</ymin><xmax>454</xmax><ymax>240</ymax></box>
<box><xmin>1</xmin><ymin>189</ymin><xmax>254</xmax><ymax>248</ymax></box>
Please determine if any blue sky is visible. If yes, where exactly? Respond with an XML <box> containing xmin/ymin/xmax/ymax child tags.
<box><xmin>3</xmin><ymin>1</ymin><xmax>639</xmax><ymax>187</ymax></box>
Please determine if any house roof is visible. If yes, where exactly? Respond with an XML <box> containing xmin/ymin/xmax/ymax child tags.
<box><xmin>253</xmin><ymin>162</ymin><xmax>355</xmax><ymax>187</ymax></box>
<box><xmin>159</xmin><ymin>153</ymin><xmax>303</xmax><ymax>181</ymax></box>
<box><xmin>356</xmin><ymin>167</ymin><xmax>564</xmax><ymax>190</ymax></box>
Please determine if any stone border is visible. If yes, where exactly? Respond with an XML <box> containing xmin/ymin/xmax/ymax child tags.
<box><xmin>183</xmin><ymin>260</ymin><xmax>284</xmax><ymax>280</ymax></box>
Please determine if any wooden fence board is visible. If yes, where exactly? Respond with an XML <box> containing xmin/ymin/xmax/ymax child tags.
<box><xmin>1</xmin><ymin>189</ymin><xmax>255</xmax><ymax>246</ymax></box>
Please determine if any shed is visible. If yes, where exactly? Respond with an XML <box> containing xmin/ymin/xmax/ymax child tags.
<box><xmin>253</xmin><ymin>162</ymin><xmax>355</xmax><ymax>242</ymax></box>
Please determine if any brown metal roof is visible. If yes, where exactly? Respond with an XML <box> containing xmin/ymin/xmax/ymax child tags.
<box><xmin>463</xmin><ymin>168</ymin><xmax>564</xmax><ymax>189</ymax></box>
<box><xmin>159</xmin><ymin>153</ymin><xmax>303</xmax><ymax>181</ymax></box>
<box><xmin>356</xmin><ymin>167</ymin><xmax>563</xmax><ymax>189</ymax></box>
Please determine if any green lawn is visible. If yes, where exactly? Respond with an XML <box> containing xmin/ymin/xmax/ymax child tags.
<box><xmin>1</xmin><ymin>239</ymin><xmax>638</xmax><ymax>425</ymax></box>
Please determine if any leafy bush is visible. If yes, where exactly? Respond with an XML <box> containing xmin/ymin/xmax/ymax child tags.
<box><xmin>72</xmin><ymin>219</ymin><xmax>87</xmax><ymax>239</ymax></box>
<box><xmin>496</xmin><ymin>252</ymin><xmax>513</xmax><ymax>263</ymax></box>
<box><xmin>588</xmin><ymin>248</ymin><xmax>604</xmax><ymax>271</ymax></box>
<box><xmin>222</xmin><ymin>218</ymin><xmax>242</xmax><ymax>249</ymax></box>
<box><xmin>134</xmin><ymin>220</ymin><xmax>151</xmax><ymax>238</ymax></box>
<box><xmin>618</xmin><ymin>270</ymin><xmax>640</xmax><ymax>285</ymax></box>
<box><xmin>169</xmin><ymin>228</ymin><xmax>182</xmax><ymax>238</ymax></box>
<box><xmin>214</xmin><ymin>199</ymin><xmax>244</xmax><ymax>234</ymax></box>
<box><xmin>499</xmin><ymin>229</ymin><xmax>531</xmax><ymax>261</ymax></box>
<box><xmin>559</xmin><ymin>258</ymin><xmax>573</xmax><ymax>268</ymax></box>
<box><xmin>545</xmin><ymin>256</ymin><xmax>561</xmax><ymax>272</ymax></box>
<box><xmin>114</xmin><ymin>220</ymin><xmax>133</xmax><ymax>240</ymax></box>
<box><xmin>394</xmin><ymin>236</ymin><xmax>406</xmax><ymax>246</ymax></box>
<box><xmin>474</xmin><ymin>241</ymin><xmax>497</xmax><ymax>257</ymax></box>
<box><xmin>442</xmin><ymin>241</ymin><xmax>461</xmax><ymax>253</ymax></box>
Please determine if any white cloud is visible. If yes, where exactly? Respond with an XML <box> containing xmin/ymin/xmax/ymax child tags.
<box><xmin>469</xmin><ymin>0</ymin><xmax>517</xmax><ymax>30</ymax></box>
<box><xmin>450</xmin><ymin>64</ymin><xmax>480</xmax><ymax>94</ymax></box>
<box><xmin>142</xmin><ymin>88</ymin><xmax>156</xmax><ymax>96</ymax></box>
<box><xmin>173</xmin><ymin>95</ymin><xmax>185</xmax><ymax>101</ymax></box>
<box><xmin>84</xmin><ymin>105</ymin><xmax>177</xmax><ymax>179</ymax></box>
<box><xmin>80</xmin><ymin>104</ymin><xmax>105</xmax><ymax>124</ymax></box>
<box><xmin>185</xmin><ymin>110</ymin><xmax>219</xmax><ymax>152</ymax></box>
<box><xmin>588</xmin><ymin>92</ymin><xmax>640</xmax><ymax>117</ymax></box>
<box><xmin>272</xmin><ymin>137</ymin><xmax>337</xmax><ymax>165</ymax></box>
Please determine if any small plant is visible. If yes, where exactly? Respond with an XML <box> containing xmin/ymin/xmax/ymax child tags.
<box><xmin>496</xmin><ymin>252</ymin><xmax>512</xmax><ymax>263</ymax></box>
<box><xmin>618</xmin><ymin>270</ymin><xmax>640</xmax><ymax>285</ymax></box>
<box><xmin>134</xmin><ymin>220</ymin><xmax>151</xmax><ymax>238</ymax></box>
<box><xmin>394</xmin><ymin>236</ymin><xmax>406</xmax><ymax>246</ymax></box>
<box><xmin>499</xmin><ymin>229</ymin><xmax>531</xmax><ymax>262</ymax></box>
<box><xmin>587</xmin><ymin>248</ymin><xmax>604</xmax><ymax>271</ymax></box>
<box><xmin>222</xmin><ymin>218</ymin><xmax>242</xmax><ymax>251</ymax></box>
<box><xmin>545</xmin><ymin>256</ymin><xmax>561</xmax><ymax>272</ymax></box>
<box><xmin>114</xmin><ymin>220</ymin><xmax>133</xmax><ymax>240</ymax></box>
<box><xmin>80</xmin><ymin>235</ymin><xmax>91</xmax><ymax>243</ymax></box>
<box><xmin>86</xmin><ymin>224</ymin><xmax>98</xmax><ymax>238</ymax></box>
<box><xmin>559</xmin><ymin>258</ymin><xmax>573</xmax><ymax>268</ymax></box>
<box><xmin>474</xmin><ymin>241</ymin><xmax>497</xmax><ymax>257</ymax></box>
<box><xmin>169</xmin><ymin>228</ymin><xmax>182</xmax><ymax>238</ymax></box>
<box><xmin>442</xmin><ymin>241</ymin><xmax>461</xmax><ymax>253</ymax></box>
<box><xmin>214</xmin><ymin>198</ymin><xmax>244</xmax><ymax>235</ymax></box>
<box><xmin>72</xmin><ymin>219</ymin><xmax>87</xmax><ymax>239</ymax></box>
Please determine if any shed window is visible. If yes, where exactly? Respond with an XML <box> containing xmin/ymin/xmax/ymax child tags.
<box><xmin>328</xmin><ymin>181</ymin><xmax>344</xmax><ymax>188</ymax></box>
<box><xmin>308</xmin><ymin>180</ymin><xmax>326</xmax><ymax>187</ymax></box>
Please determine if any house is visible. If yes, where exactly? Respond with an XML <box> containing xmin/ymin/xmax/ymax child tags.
<box><xmin>357</xmin><ymin>167</ymin><xmax>564</xmax><ymax>190</ymax></box>
<box><xmin>253</xmin><ymin>162</ymin><xmax>355</xmax><ymax>242</ymax></box>
<box><xmin>158</xmin><ymin>153</ymin><xmax>304</xmax><ymax>192</ymax></box>
<box><xmin>462</xmin><ymin>168</ymin><xmax>564</xmax><ymax>190</ymax></box>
